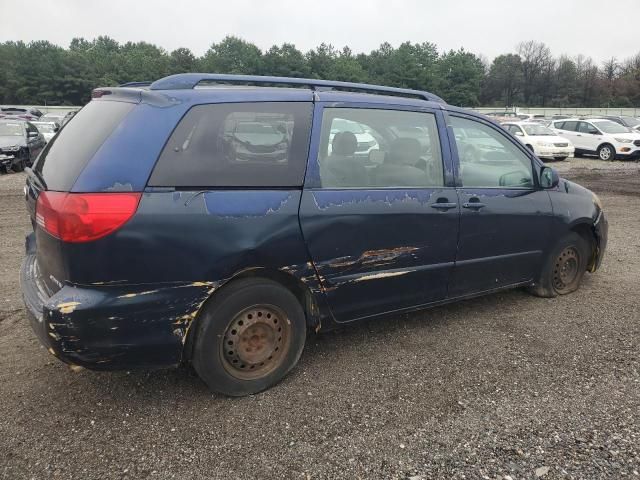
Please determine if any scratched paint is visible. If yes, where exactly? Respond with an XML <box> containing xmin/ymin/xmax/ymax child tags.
<box><xmin>351</xmin><ymin>269</ymin><xmax>415</xmax><ymax>283</ymax></box>
<box><xmin>57</xmin><ymin>301</ymin><xmax>81</xmax><ymax>314</ymax></box>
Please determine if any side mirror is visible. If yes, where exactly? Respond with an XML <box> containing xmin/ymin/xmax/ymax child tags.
<box><xmin>53</xmin><ymin>125</ymin><xmax>60</xmax><ymax>132</ymax></box>
<box><xmin>540</xmin><ymin>166</ymin><xmax>559</xmax><ymax>189</ymax></box>
<box><xmin>514</xmin><ymin>131</ymin><xmax>524</xmax><ymax>136</ymax></box>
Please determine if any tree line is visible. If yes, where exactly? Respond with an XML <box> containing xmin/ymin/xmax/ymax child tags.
<box><xmin>1</xmin><ymin>36</ymin><xmax>639</xmax><ymax>108</ymax></box>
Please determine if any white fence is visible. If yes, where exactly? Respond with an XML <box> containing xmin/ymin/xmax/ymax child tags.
<box><xmin>473</xmin><ymin>106</ymin><xmax>640</xmax><ymax>117</ymax></box>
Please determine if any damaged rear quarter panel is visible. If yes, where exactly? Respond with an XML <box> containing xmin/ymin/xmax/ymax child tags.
<box><xmin>45</xmin><ymin>189</ymin><xmax>327</xmax><ymax>368</ymax></box>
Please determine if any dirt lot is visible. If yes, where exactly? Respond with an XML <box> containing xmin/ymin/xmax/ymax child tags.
<box><xmin>0</xmin><ymin>159</ymin><xmax>639</xmax><ymax>479</ymax></box>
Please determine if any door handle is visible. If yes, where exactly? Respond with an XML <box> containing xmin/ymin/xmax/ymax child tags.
<box><xmin>430</xmin><ymin>202</ymin><xmax>457</xmax><ymax>211</ymax></box>
<box><xmin>462</xmin><ymin>201</ymin><xmax>486</xmax><ymax>210</ymax></box>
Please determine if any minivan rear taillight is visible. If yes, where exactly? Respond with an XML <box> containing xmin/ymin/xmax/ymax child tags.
<box><xmin>36</xmin><ymin>192</ymin><xmax>141</xmax><ymax>243</ymax></box>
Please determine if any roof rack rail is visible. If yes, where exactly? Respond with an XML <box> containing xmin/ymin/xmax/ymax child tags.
<box><xmin>148</xmin><ymin>73</ymin><xmax>445</xmax><ymax>103</ymax></box>
<box><xmin>119</xmin><ymin>81</ymin><xmax>153</xmax><ymax>88</ymax></box>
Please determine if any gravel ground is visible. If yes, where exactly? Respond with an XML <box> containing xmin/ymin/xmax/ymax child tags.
<box><xmin>0</xmin><ymin>158</ymin><xmax>639</xmax><ymax>480</ymax></box>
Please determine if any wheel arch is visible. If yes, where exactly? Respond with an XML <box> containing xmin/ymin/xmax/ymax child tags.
<box><xmin>569</xmin><ymin>220</ymin><xmax>598</xmax><ymax>270</ymax></box>
<box><xmin>182</xmin><ymin>267</ymin><xmax>322</xmax><ymax>362</ymax></box>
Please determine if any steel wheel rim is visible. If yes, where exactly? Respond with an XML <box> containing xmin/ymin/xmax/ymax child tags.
<box><xmin>221</xmin><ymin>305</ymin><xmax>290</xmax><ymax>380</ymax></box>
<box><xmin>553</xmin><ymin>246</ymin><xmax>580</xmax><ymax>293</ymax></box>
<box><xmin>600</xmin><ymin>147</ymin><xmax>611</xmax><ymax>160</ymax></box>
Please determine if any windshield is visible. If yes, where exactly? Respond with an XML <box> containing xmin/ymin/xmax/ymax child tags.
<box><xmin>523</xmin><ymin>124</ymin><xmax>555</xmax><ymax>136</ymax></box>
<box><xmin>0</xmin><ymin>122</ymin><xmax>24</xmax><ymax>136</ymax></box>
<box><xmin>332</xmin><ymin>119</ymin><xmax>365</xmax><ymax>134</ymax></box>
<box><xmin>33</xmin><ymin>123</ymin><xmax>55</xmax><ymax>133</ymax></box>
<box><xmin>593</xmin><ymin>121</ymin><xmax>631</xmax><ymax>134</ymax></box>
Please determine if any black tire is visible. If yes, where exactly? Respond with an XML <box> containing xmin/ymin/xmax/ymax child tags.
<box><xmin>192</xmin><ymin>278</ymin><xmax>306</xmax><ymax>396</ymax></box>
<box><xmin>13</xmin><ymin>158</ymin><xmax>25</xmax><ymax>172</ymax></box>
<box><xmin>528</xmin><ymin>232</ymin><xmax>590</xmax><ymax>298</ymax></box>
<box><xmin>597</xmin><ymin>143</ymin><xmax>615</xmax><ymax>161</ymax></box>
<box><xmin>553</xmin><ymin>156</ymin><xmax>567</xmax><ymax>161</ymax></box>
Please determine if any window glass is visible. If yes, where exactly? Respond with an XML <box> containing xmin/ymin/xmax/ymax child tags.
<box><xmin>592</xmin><ymin>120</ymin><xmax>629</xmax><ymax>134</ymax></box>
<box><xmin>318</xmin><ymin>108</ymin><xmax>444</xmax><ymax>188</ymax></box>
<box><xmin>35</xmin><ymin>100</ymin><xmax>135</xmax><ymax>191</ymax></box>
<box><xmin>522</xmin><ymin>124</ymin><xmax>555</xmax><ymax>136</ymax></box>
<box><xmin>561</xmin><ymin>121</ymin><xmax>578</xmax><ymax>131</ymax></box>
<box><xmin>0</xmin><ymin>122</ymin><xmax>24</xmax><ymax>136</ymax></box>
<box><xmin>578</xmin><ymin>122</ymin><xmax>597</xmax><ymax>134</ymax></box>
<box><xmin>150</xmin><ymin>102</ymin><xmax>312</xmax><ymax>187</ymax></box>
<box><xmin>449</xmin><ymin>116</ymin><xmax>533</xmax><ymax>188</ymax></box>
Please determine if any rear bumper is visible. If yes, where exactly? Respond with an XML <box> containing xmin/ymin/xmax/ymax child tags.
<box><xmin>20</xmin><ymin>253</ymin><xmax>216</xmax><ymax>370</ymax></box>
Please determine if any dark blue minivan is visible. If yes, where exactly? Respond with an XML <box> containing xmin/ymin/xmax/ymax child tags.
<box><xmin>21</xmin><ymin>74</ymin><xmax>608</xmax><ymax>395</ymax></box>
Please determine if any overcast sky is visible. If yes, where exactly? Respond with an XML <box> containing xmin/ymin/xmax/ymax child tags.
<box><xmin>1</xmin><ymin>0</ymin><xmax>638</xmax><ymax>63</ymax></box>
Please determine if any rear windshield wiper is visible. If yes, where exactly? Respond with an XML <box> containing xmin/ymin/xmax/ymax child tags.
<box><xmin>25</xmin><ymin>167</ymin><xmax>47</xmax><ymax>191</ymax></box>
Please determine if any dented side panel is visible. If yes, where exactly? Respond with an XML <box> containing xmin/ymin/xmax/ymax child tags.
<box><xmin>299</xmin><ymin>188</ymin><xmax>460</xmax><ymax>323</ymax></box>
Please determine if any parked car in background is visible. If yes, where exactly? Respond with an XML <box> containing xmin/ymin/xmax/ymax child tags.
<box><xmin>503</xmin><ymin>121</ymin><xmax>574</xmax><ymax>161</ymax></box>
<box><xmin>0</xmin><ymin>107</ymin><xmax>43</xmax><ymax>121</ymax></box>
<box><xmin>40</xmin><ymin>110</ymin><xmax>77</xmax><ymax>127</ymax></box>
<box><xmin>328</xmin><ymin>117</ymin><xmax>378</xmax><ymax>157</ymax></box>
<box><xmin>516</xmin><ymin>113</ymin><xmax>547</xmax><ymax>122</ymax></box>
<box><xmin>31</xmin><ymin>121</ymin><xmax>60</xmax><ymax>143</ymax></box>
<box><xmin>551</xmin><ymin>118</ymin><xmax>640</xmax><ymax>160</ymax></box>
<box><xmin>21</xmin><ymin>73</ymin><xmax>607</xmax><ymax>396</ymax></box>
<box><xmin>0</xmin><ymin>119</ymin><xmax>46</xmax><ymax>173</ymax></box>
<box><xmin>600</xmin><ymin>115</ymin><xmax>640</xmax><ymax>132</ymax></box>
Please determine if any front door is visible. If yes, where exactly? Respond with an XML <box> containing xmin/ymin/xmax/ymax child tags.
<box><xmin>299</xmin><ymin>104</ymin><xmax>459</xmax><ymax>323</ymax></box>
<box><xmin>446</xmin><ymin>114</ymin><xmax>553</xmax><ymax>296</ymax></box>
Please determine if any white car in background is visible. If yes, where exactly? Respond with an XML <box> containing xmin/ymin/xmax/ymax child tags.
<box><xmin>502</xmin><ymin>121</ymin><xmax>574</xmax><ymax>161</ymax></box>
<box><xmin>31</xmin><ymin>121</ymin><xmax>60</xmax><ymax>143</ymax></box>
<box><xmin>551</xmin><ymin>118</ymin><xmax>640</xmax><ymax>161</ymax></box>
<box><xmin>516</xmin><ymin>113</ymin><xmax>548</xmax><ymax>123</ymax></box>
<box><xmin>328</xmin><ymin>118</ymin><xmax>378</xmax><ymax>157</ymax></box>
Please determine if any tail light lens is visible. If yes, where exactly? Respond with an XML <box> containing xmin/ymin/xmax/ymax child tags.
<box><xmin>36</xmin><ymin>192</ymin><xmax>141</xmax><ymax>243</ymax></box>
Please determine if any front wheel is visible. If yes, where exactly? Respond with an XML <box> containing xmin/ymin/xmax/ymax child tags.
<box><xmin>598</xmin><ymin>144</ymin><xmax>615</xmax><ymax>161</ymax></box>
<box><xmin>528</xmin><ymin>233</ymin><xmax>590</xmax><ymax>298</ymax></box>
<box><xmin>192</xmin><ymin>278</ymin><xmax>306</xmax><ymax>396</ymax></box>
<box><xmin>553</xmin><ymin>156</ymin><xmax>567</xmax><ymax>161</ymax></box>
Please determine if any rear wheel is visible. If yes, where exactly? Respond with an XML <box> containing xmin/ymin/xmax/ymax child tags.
<box><xmin>192</xmin><ymin>278</ymin><xmax>306</xmax><ymax>396</ymax></box>
<box><xmin>598</xmin><ymin>143</ymin><xmax>615</xmax><ymax>161</ymax></box>
<box><xmin>528</xmin><ymin>232</ymin><xmax>590</xmax><ymax>297</ymax></box>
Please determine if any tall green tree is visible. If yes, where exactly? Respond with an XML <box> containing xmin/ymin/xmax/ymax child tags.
<box><xmin>435</xmin><ymin>49</ymin><xmax>485</xmax><ymax>106</ymax></box>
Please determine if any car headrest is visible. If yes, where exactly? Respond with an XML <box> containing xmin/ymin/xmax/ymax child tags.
<box><xmin>388</xmin><ymin>137</ymin><xmax>422</xmax><ymax>165</ymax></box>
<box><xmin>332</xmin><ymin>131</ymin><xmax>358</xmax><ymax>156</ymax></box>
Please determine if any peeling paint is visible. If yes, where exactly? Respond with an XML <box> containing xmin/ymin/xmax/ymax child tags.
<box><xmin>203</xmin><ymin>191</ymin><xmax>292</xmax><ymax>218</ymax></box>
<box><xmin>117</xmin><ymin>290</ymin><xmax>159</xmax><ymax>299</ymax></box>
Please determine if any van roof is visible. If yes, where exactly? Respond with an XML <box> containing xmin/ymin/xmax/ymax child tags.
<box><xmin>93</xmin><ymin>73</ymin><xmax>447</xmax><ymax>107</ymax></box>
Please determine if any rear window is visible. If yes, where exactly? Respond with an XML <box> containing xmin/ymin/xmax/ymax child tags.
<box><xmin>35</xmin><ymin>101</ymin><xmax>135</xmax><ymax>191</ymax></box>
<box><xmin>149</xmin><ymin>102</ymin><xmax>312</xmax><ymax>187</ymax></box>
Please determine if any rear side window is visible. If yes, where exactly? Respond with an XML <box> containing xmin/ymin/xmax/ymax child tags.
<box><xmin>149</xmin><ymin>102</ymin><xmax>313</xmax><ymax>187</ymax></box>
<box><xmin>562</xmin><ymin>121</ymin><xmax>578</xmax><ymax>132</ymax></box>
<box><xmin>35</xmin><ymin>101</ymin><xmax>135</xmax><ymax>191</ymax></box>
